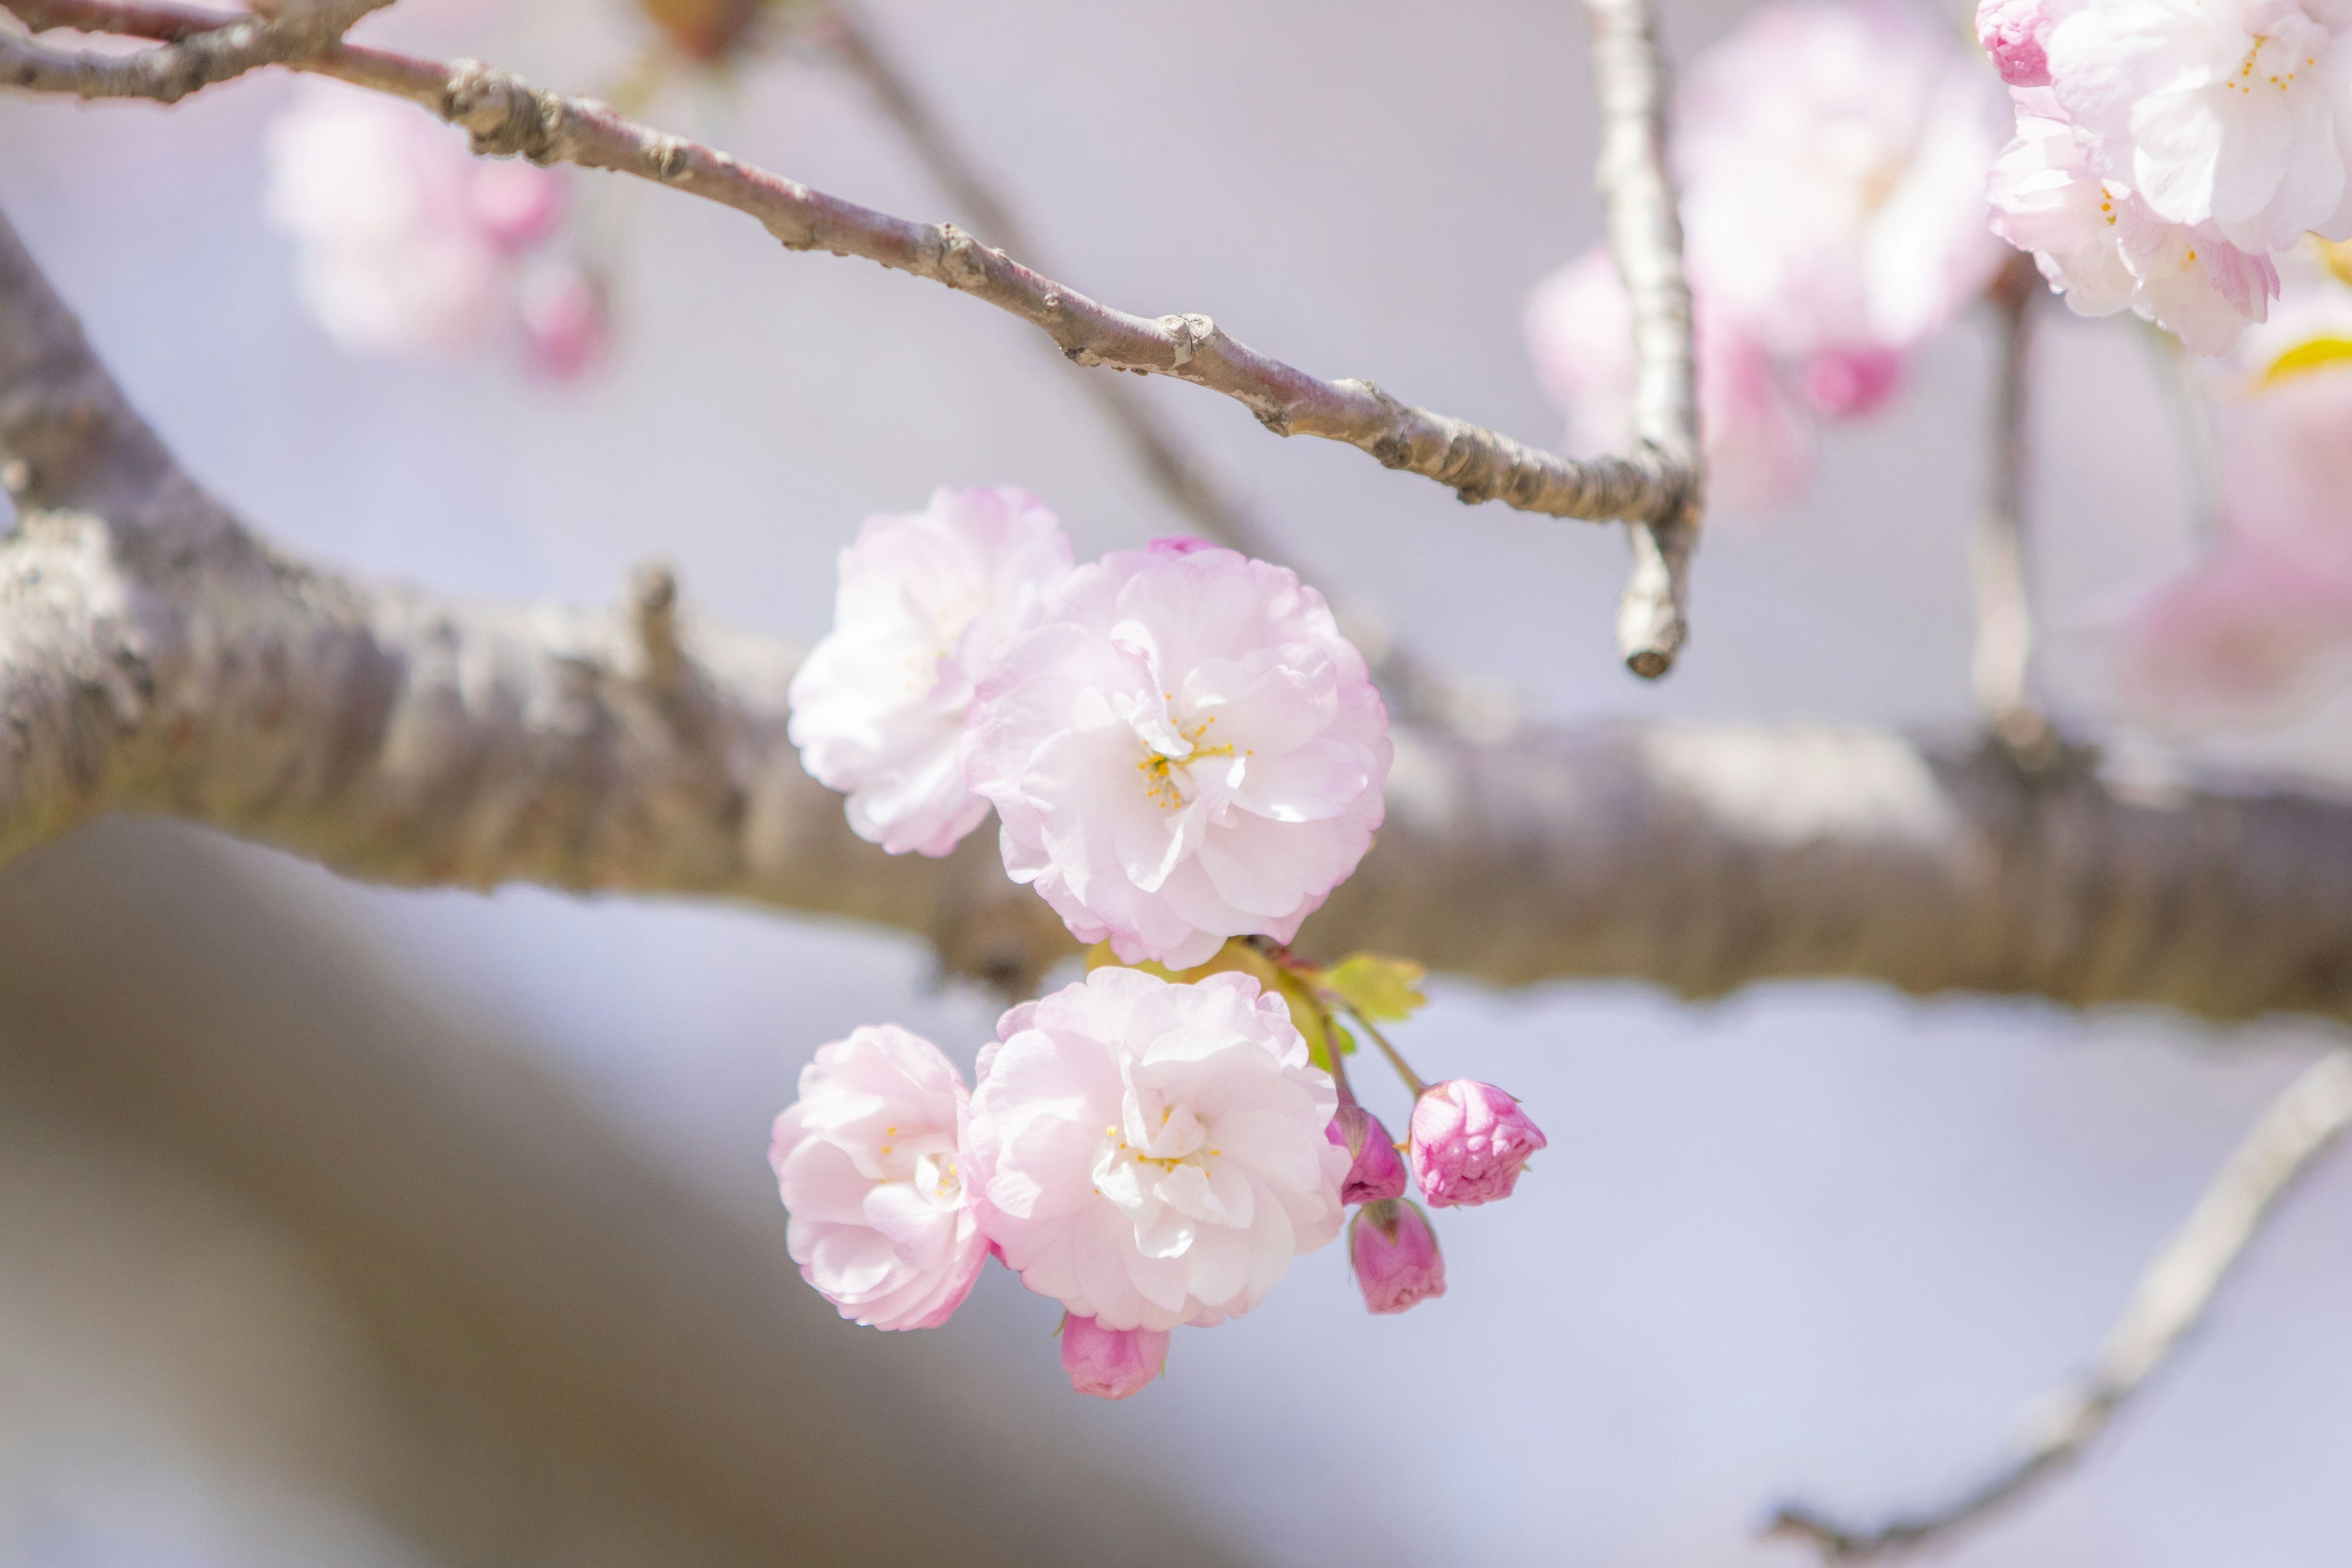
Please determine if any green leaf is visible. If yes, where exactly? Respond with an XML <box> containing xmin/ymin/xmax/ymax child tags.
<box><xmin>1322</xmin><ymin>954</ymin><xmax>1428</xmax><ymax>1022</ymax></box>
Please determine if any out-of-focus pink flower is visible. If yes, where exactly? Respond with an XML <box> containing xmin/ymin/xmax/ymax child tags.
<box><xmin>1525</xmin><ymin>249</ymin><xmax>1814</xmax><ymax>519</ymax></box>
<box><xmin>966</xmin><ymin>545</ymin><xmax>1390</xmax><ymax>970</ymax></box>
<box><xmin>1060</xmin><ymin>1314</ymin><xmax>1171</xmax><ymax>1400</ymax></box>
<box><xmin>769</xmin><ymin>1025</ymin><xmax>990</xmax><ymax>1332</ymax></box>
<box><xmin>1349</xmin><ymin>1199</ymin><xmax>1446</xmax><ymax>1315</ymax></box>
<box><xmin>1988</xmin><ymin>112</ymin><xmax>2278</xmax><ymax>355</ymax></box>
<box><xmin>1798</xmin><ymin>346</ymin><xmax>1908</xmax><ymax>418</ymax></box>
<box><xmin>2046</xmin><ymin>0</ymin><xmax>2352</xmax><ymax>255</ymax></box>
<box><xmin>789</xmin><ymin>487</ymin><xmax>1073</xmax><ymax>858</ymax></box>
<box><xmin>965</xmin><ymin>968</ymin><xmax>1349</xmax><ymax>1332</ymax></box>
<box><xmin>1327</xmin><ymin>1102</ymin><xmax>1408</xmax><ymax>1205</ymax></box>
<box><xmin>2111</xmin><ymin>365</ymin><xmax>2352</xmax><ymax>721</ymax></box>
<box><xmin>264</xmin><ymin>78</ymin><xmax>597</xmax><ymax>372</ymax></box>
<box><xmin>1677</xmin><ymin>0</ymin><xmax>2011</xmax><ymax>359</ymax></box>
<box><xmin>1408</xmin><ymin>1080</ymin><xmax>1548</xmax><ymax>1209</ymax></box>
<box><xmin>518</xmin><ymin>263</ymin><xmax>608</xmax><ymax>380</ymax></box>
<box><xmin>1977</xmin><ymin>0</ymin><xmax>2060</xmax><ymax>86</ymax></box>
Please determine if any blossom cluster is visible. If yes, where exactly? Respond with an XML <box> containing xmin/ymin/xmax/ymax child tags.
<box><xmin>788</xmin><ymin>488</ymin><xmax>1392</xmax><ymax>970</ymax></box>
<box><xmin>1976</xmin><ymin>0</ymin><xmax>2352</xmax><ymax>352</ymax></box>
<box><xmin>1528</xmin><ymin>1</ymin><xmax>2010</xmax><ymax>516</ymax></box>
<box><xmin>774</xmin><ymin>486</ymin><xmax>1545</xmax><ymax>1396</ymax></box>
<box><xmin>771</xmin><ymin>967</ymin><xmax>1548</xmax><ymax>1397</ymax></box>
<box><xmin>264</xmin><ymin>80</ymin><xmax>607</xmax><ymax>378</ymax></box>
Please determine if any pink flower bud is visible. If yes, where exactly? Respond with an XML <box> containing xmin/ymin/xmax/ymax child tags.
<box><xmin>1326</xmin><ymin>1102</ymin><xmax>1407</xmax><ymax>1204</ymax></box>
<box><xmin>519</xmin><ymin>263</ymin><xmax>607</xmax><ymax>380</ymax></box>
<box><xmin>1408</xmin><ymin>1080</ymin><xmax>1547</xmax><ymax>1208</ymax></box>
<box><xmin>1798</xmin><ymin>346</ymin><xmax>1905</xmax><ymax>421</ymax></box>
<box><xmin>1975</xmin><ymin>0</ymin><xmax>2052</xmax><ymax>86</ymax></box>
<box><xmin>1349</xmin><ymin>1199</ymin><xmax>1445</xmax><ymax>1314</ymax></box>
<box><xmin>467</xmin><ymin>160</ymin><xmax>564</xmax><ymax>252</ymax></box>
<box><xmin>1060</xmin><ymin>1314</ymin><xmax>1170</xmax><ymax>1400</ymax></box>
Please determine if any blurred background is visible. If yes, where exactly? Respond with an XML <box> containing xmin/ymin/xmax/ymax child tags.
<box><xmin>2</xmin><ymin>0</ymin><xmax>2350</xmax><ymax>1562</ymax></box>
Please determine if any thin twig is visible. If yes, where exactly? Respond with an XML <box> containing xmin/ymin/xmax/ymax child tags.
<box><xmin>1973</xmin><ymin>253</ymin><xmax>2054</xmax><ymax>766</ymax></box>
<box><xmin>1769</xmin><ymin>1047</ymin><xmax>2352</xmax><ymax>1562</ymax></box>
<box><xmin>2</xmin><ymin>0</ymin><xmax>1705</xmax><ymax>676</ymax></box>
<box><xmin>1333</xmin><ymin>1000</ymin><xmax>1430</xmax><ymax>1099</ymax></box>
<box><xmin>0</xmin><ymin>0</ymin><xmax>388</xmax><ymax>102</ymax></box>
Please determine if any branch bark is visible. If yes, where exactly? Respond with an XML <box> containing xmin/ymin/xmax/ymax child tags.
<box><xmin>3</xmin><ymin>0</ymin><xmax>1705</xmax><ymax>674</ymax></box>
<box><xmin>0</xmin><ymin>0</ymin><xmax>386</xmax><ymax>102</ymax></box>
<box><xmin>4</xmin><ymin>208</ymin><xmax>2352</xmax><ymax>1019</ymax></box>
<box><xmin>1769</xmin><ymin>1049</ymin><xmax>2352</xmax><ymax>1561</ymax></box>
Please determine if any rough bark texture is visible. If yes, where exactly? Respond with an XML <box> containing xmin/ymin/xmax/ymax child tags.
<box><xmin>4</xmin><ymin>210</ymin><xmax>2351</xmax><ymax>1022</ymax></box>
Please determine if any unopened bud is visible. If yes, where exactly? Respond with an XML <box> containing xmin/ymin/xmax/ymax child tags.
<box><xmin>1060</xmin><ymin>1314</ymin><xmax>1170</xmax><ymax>1400</ymax></box>
<box><xmin>1408</xmin><ymin>1080</ymin><xmax>1547</xmax><ymax>1208</ymax></box>
<box><xmin>1349</xmin><ymin>1199</ymin><xmax>1445</xmax><ymax>1314</ymax></box>
<box><xmin>1326</xmin><ymin>1102</ymin><xmax>1407</xmax><ymax>1204</ymax></box>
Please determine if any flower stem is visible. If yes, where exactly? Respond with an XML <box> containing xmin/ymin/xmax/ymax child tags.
<box><xmin>1336</xmin><ymin>1002</ymin><xmax>1430</xmax><ymax>1099</ymax></box>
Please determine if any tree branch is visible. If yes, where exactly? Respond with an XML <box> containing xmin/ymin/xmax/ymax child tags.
<box><xmin>5</xmin><ymin>206</ymin><xmax>2352</xmax><ymax>1019</ymax></box>
<box><xmin>1974</xmin><ymin>254</ymin><xmax>2056</xmax><ymax>765</ymax></box>
<box><xmin>1</xmin><ymin>0</ymin><xmax>1705</xmax><ymax>675</ymax></box>
<box><xmin>1769</xmin><ymin>1048</ymin><xmax>2352</xmax><ymax>1561</ymax></box>
<box><xmin>0</xmin><ymin>0</ymin><xmax>387</xmax><ymax>102</ymax></box>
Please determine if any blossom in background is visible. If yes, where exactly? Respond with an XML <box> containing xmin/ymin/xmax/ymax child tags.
<box><xmin>967</xmin><ymin>540</ymin><xmax>1390</xmax><ymax>970</ymax></box>
<box><xmin>965</xmin><ymin>967</ymin><xmax>1350</xmax><ymax>1333</ymax></box>
<box><xmin>769</xmin><ymin>1025</ymin><xmax>990</xmax><ymax>1332</ymax></box>
<box><xmin>789</xmin><ymin>487</ymin><xmax>1074</xmax><ymax>857</ymax></box>
<box><xmin>1527</xmin><ymin>0</ymin><xmax>2006</xmax><ymax>518</ymax></box>
<box><xmin>1408</xmin><ymin>1079</ymin><xmax>1548</xmax><ymax>1208</ymax></box>
<box><xmin>1059</xmin><ymin>1315</ymin><xmax>1170</xmax><ymax>1400</ymax></box>
<box><xmin>263</xmin><ymin>78</ymin><xmax>606</xmax><ymax>375</ymax></box>
<box><xmin>1349</xmin><ymin>1199</ymin><xmax>1446</xmax><ymax>1315</ymax></box>
<box><xmin>1988</xmin><ymin>110</ymin><xmax>2282</xmax><ymax>353</ymax></box>
<box><xmin>2045</xmin><ymin>0</ymin><xmax>2352</xmax><ymax>255</ymax></box>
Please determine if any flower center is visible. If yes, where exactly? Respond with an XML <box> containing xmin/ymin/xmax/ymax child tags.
<box><xmin>1134</xmin><ymin>706</ymin><xmax>1243</xmax><ymax>810</ymax></box>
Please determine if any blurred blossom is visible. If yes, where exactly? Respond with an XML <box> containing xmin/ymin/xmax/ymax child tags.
<box><xmin>1408</xmin><ymin>1080</ymin><xmax>1548</xmax><ymax>1210</ymax></box>
<box><xmin>1989</xmin><ymin>111</ymin><xmax>2280</xmax><ymax>354</ymax></box>
<box><xmin>2111</xmin><ymin>366</ymin><xmax>2352</xmax><ymax>721</ymax></box>
<box><xmin>788</xmin><ymin>487</ymin><xmax>1072</xmax><ymax>857</ymax></box>
<box><xmin>263</xmin><ymin>78</ymin><xmax>603</xmax><ymax>375</ymax></box>
<box><xmin>769</xmin><ymin>1025</ymin><xmax>989</xmax><ymax>1332</ymax></box>
<box><xmin>1327</xmin><ymin>1102</ymin><xmax>1408</xmax><ymax>1205</ymax></box>
<box><xmin>1349</xmin><ymin>1199</ymin><xmax>1446</xmax><ymax>1315</ymax></box>
<box><xmin>2046</xmin><ymin>0</ymin><xmax>2352</xmax><ymax>255</ymax></box>
<box><xmin>1059</xmin><ymin>1315</ymin><xmax>1170</xmax><ymax>1401</ymax></box>
<box><xmin>1525</xmin><ymin>249</ymin><xmax>1814</xmax><ymax>519</ymax></box>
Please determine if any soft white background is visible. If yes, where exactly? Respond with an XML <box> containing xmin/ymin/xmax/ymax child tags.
<box><xmin>4</xmin><ymin>0</ymin><xmax>2350</xmax><ymax>1561</ymax></box>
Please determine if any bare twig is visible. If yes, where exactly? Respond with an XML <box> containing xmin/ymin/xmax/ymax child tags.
<box><xmin>1770</xmin><ymin>1048</ymin><xmax>2352</xmax><ymax>1561</ymax></box>
<box><xmin>0</xmin><ymin>0</ymin><xmax>388</xmax><ymax>102</ymax></box>
<box><xmin>1973</xmin><ymin>254</ymin><xmax>2054</xmax><ymax>766</ymax></box>
<box><xmin>2</xmin><ymin>0</ymin><xmax>1706</xmax><ymax>676</ymax></box>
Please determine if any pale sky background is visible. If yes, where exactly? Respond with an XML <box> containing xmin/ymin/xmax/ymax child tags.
<box><xmin>4</xmin><ymin>0</ymin><xmax>2351</xmax><ymax>1562</ymax></box>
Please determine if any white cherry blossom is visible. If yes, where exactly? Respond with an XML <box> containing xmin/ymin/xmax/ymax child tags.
<box><xmin>965</xmin><ymin>968</ymin><xmax>1349</xmax><ymax>1333</ymax></box>
<box><xmin>789</xmin><ymin>486</ymin><xmax>1073</xmax><ymax>857</ymax></box>
<box><xmin>964</xmin><ymin>540</ymin><xmax>1390</xmax><ymax>970</ymax></box>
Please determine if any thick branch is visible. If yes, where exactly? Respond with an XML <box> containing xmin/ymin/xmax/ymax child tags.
<box><xmin>3</xmin><ymin>0</ymin><xmax>1703</xmax><ymax>680</ymax></box>
<box><xmin>4</xmin><ymin>209</ymin><xmax>2352</xmax><ymax>1019</ymax></box>
<box><xmin>1770</xmin><ymin>1049</ymin><xmax>2352</xmax><ymax>1561</ymax></box>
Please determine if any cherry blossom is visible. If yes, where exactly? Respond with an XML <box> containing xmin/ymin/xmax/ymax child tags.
<box><xmin>1408</xmin><ymin>1080</ymin><xmax>1549</xmax><ymax>1209</ymax></box>
<box><xmin>1989</xmin><ymin>110</ymin><xmax>2280</xmax><ymax>353</ymax></box>
<box><xmin>769</xmin><ymin>1025</ymin><xmax>990</xmax><ymax>1332</ymax></box>
<box><xmin>965</xmin><ymin>542</ymin><xmax>1390</xmax><ymax>970</ymax></box>
<box><xmin>1327</xmin><ymin>1102</ymin><xmax>1408</xmax><ymax>1205</ymax></box>
<box><xmin>789</xmin><ymin>487</ymin><xmax>1074</xmax><ymax>858</ymax></box>
<box><xmin>263</xmin><ymin>78</ymin><xmax>596</xmax><ymax>373</ymax></box>
<box><xmin>965</xmin><ymin>968</ymin><xmax>1351</xmax><ymax>1333</ymax></box>
<box><xmin>1060</xmin><ymin>1315</ymin><xmax>1171</xmax><ymax>1400</ymax></box>
<box><xmin>1349</xmin><ymin>1199</ymin><xmax>1446</xmax><ymax>1315</ymax></box>
<box><xmin>2045</xmin><ymin>0</ymin><xmax>2352</xmax><ymax>255</ymax></box>
<box><xmin>1980</xmin><ymin>0</ymin><xmax>2062</xmax><ymax>86</ymax></box>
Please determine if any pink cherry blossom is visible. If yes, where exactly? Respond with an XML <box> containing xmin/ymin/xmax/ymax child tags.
<box><xmin>263</xmin><ymin>78</ymin><xmax>587</xmax><ymax>366</ymax></box>
<box><xmin>2046</xmin><ymin>0</ymin><xmax>2352</xmax><ymax>255</ymax></box>
<box><xmin>518</xmin><ymin>263</ymin><xmax>608</xmax><ymax>382</ymax></box>
<box><xmin>1989</xmin><ymin>111</ymin><xmax>2280</xmax><ymax>353</ymax></box>
<box><xmin>1408</xmin><ymin>1080</ymin><xmax>1549</xmax><ymax>1209</ymax></box>
<box><xmin>965</xmin><ymin>968</ymin><xmax>1350</xmax><ymax>1332</ymax></box>
<box><xmin>769</xmin><ymin>1024</ymin><xmax>989</xmax><ymax>1332</ymax></box>
<box><xmin>1327</xmin><ymin>1102</ymin><xmax>1408</xmax><ymax>1205</ymax></box>
<box><xmin>965</xmin><ymin>545</ymin><xmax>1390</xmax><ymax>970</ymax></box>
<box><xmin>1060</xmin><ymin>1314</ymin><xmax>1171</xmax><ymax>1400</ymax></box>
<box><xmin>789</xmin><ymin>487</ymin><xmax>1074</xmax><ymax>858</ymax></box>
<box><xmin>1676</xmin><ymin>0</ymin><xmax>2012</xmax><ymax>359</ymax></box>
<box><xmin>1525</xmin><ymin>248</ymin><xmax>1814</xmax><ymax>520</ymax></box>
<box><xmin>1980</xmin><ymin>0</ymin><xmax>2072</xmax><ymax>86</ymax></box>
<box><xmin>1349</xmin><ymin>1199</ymin><xmax>1446</xmax><ymax>1315</ymax></box>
